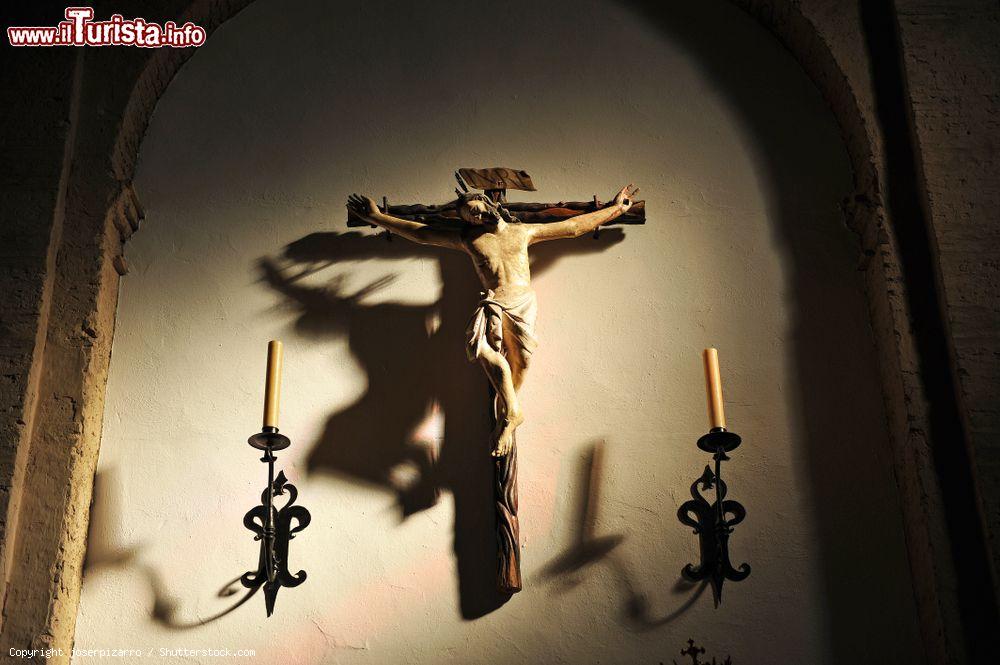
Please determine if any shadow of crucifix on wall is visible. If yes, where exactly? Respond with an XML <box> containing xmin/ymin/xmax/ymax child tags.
<box><xmin>257</xmin><ymin>225</ymin><xmax>627</xmax><ymax>618</ymax></box>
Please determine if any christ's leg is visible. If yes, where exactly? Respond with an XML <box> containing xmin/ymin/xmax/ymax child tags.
<box><xmin>499</xmin><ymin>317</ymin><xmax>532</xmax><ymax>452</ymax></box>
<box><xmin>505</xmin><ymin>343</ymin><xmax>530</xmax><ymax>390</ymax></box>
<box><xmin>476</xmin><ymin>344</ymin><xmax>523</xmax><ymax>457</ymax></box>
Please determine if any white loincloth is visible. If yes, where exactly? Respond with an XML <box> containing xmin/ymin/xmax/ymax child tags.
<box><xmin>466</xmin><ymin>289</ymin><xmax>538</xmax><ymax>362</ymax></box>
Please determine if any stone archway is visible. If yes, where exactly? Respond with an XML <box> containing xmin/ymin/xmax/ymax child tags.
<box><xmin>0</xmin><ymin>2</ymin><xmax>982</xmax><ymax>663</ymax></box>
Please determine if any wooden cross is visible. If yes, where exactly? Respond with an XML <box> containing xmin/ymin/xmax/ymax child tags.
<box><xmin>347</xmin><ymin>168</ymin><xmax>645</xmax><ymax>237</ymax></box>
<box><xmin>347</xmin><ymin>168</ymin><xmax>645</xmax><ymax>594</ymax></box>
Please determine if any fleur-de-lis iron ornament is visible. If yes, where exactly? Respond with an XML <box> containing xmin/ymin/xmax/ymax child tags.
<box><xmin>241</xmin><ymin>427</ymin><xmax>311</xmax><ymax>616</ymax></box>
<box><xmin>677</xmin><ymin>428</ymin><xmax>750</xmax><ymax>605</ymax></box>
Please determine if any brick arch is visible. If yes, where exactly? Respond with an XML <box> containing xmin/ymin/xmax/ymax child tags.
<box><xmin>0</xmin><ymin>2</ymin><xmax>965</xmax><ymax>663</ymax></box>
<box><xmin>109</xmin><ymin>0</ymin><xmax>256</xmax><ymax>183</ymax></box>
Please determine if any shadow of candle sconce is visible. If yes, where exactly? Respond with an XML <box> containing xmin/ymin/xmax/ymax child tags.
<box><xmin>84</xmin><ymin>468</ymin><xmax>260</xmax><ymax>629</ymax></box>
<box><xmin>539</xmin><ymin>440</ymin><xmax>625</xmax><ymax>588</ymax></box>
<box><xmin>677</xmin><ymin>349</ymin><xmax>750</xmax><ymax>606</ymax></box>
<box><xmin>539</xmin><ymin>439</ymin><xmax>712</xmax><ymax>629</ymax></box>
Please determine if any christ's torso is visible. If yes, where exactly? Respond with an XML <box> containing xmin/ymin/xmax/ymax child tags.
<box><xmin>462</xmin><ymin>223</ymin><xmax>532</xmax><ymax>301</ymax></box>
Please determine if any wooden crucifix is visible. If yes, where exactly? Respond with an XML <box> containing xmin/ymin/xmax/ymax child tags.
<box><xmin>346</xmin><ymin>167</ymin><xmax>645</xmax><ymax>594</ymax></box>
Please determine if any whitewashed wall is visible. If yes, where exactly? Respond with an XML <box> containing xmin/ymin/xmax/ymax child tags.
<box><xmin>75</xmin><ymin>0</ymin><xmax>922</xmax><ymax>662</ymax></box>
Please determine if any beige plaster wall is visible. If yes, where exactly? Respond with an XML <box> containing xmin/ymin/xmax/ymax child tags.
<box><xmin>74</xmin><ymin>0</ymin><xmax>922</xmax><ymax>662</ymax></box>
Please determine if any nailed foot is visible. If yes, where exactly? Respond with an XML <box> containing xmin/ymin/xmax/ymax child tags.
<box><xmin>491</xmin><ymin>411</ymin><xmax>524</xmax><ymax>457</ymax></box>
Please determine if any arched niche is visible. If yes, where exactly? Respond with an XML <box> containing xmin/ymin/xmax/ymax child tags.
<box><xmin>0</xmin><ymin>1</ymin><xmax>961</xmax><ymax>663</ymax></box>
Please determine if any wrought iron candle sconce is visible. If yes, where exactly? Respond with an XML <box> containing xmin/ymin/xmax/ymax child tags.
<box><xmin>241</xmin><ymin>427</ymin><xmax>311</xmax><ymax>616</ymax></box>
<box><xmin>678</xmin><ymin>427</ymin><xmax>750</xmax><ymax>605</ymax></box>
<box><xmin>678</xmin><ymin>349</ymin><xmax>750</xmax><ymax>605</ymax></box>
<box><xmin>240</xmin><ymin>341</ymin><xmax>311</xmax><ymax>616</ymax></box>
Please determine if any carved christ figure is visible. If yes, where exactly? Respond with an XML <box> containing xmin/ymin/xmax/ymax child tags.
<box><xmin>346</xmin><ymin>183</ymin><xmax>638</xmax><ymax>457</ymax></box>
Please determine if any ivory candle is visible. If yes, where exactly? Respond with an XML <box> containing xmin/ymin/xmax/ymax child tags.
<box><xmin>703</xmin><ymin>347</ymin><xmax>726</xmax><ymax>429</ymax></box>
<box><xmin>262</xmin><ymin>340</ymin><xmax>283</xmax><ymax>429</ymax></box>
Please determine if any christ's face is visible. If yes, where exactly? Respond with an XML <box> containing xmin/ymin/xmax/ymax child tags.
<box><xmin>457</xmin><ymin>196</ymin><xmax>501</xmax><ymax>226</ymax></box>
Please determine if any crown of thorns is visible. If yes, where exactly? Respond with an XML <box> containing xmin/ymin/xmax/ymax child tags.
<box><xmin>454</xmin><ymin>172</ymin><xmax>518</xmax><ymax>223</ymax></box>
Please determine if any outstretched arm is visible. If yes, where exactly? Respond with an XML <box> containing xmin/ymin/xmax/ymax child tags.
<box><xmin>528</xmin><ymin>184</ymin><xmax>639</xmax><ymax>244</ymax></box>
<box><xmin>347</xmin><ymin>194</ymin><xmax>464</xmax><ymax>250</ymax></box>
